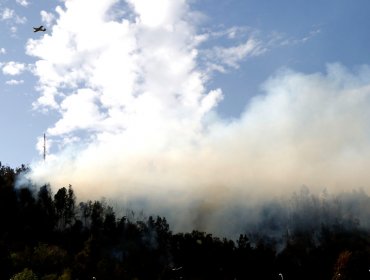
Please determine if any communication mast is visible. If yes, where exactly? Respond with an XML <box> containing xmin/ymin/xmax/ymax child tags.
<box><xmin>43</xmin><ymin>133</ymin><xmax>46</xmax><ymax>161</ymax></box>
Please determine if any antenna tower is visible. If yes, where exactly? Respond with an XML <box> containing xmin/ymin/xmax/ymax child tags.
<box><xmin>43</xmin><ymin>133</ymin><xmax>46</xmax><ymax>161</ymax></box>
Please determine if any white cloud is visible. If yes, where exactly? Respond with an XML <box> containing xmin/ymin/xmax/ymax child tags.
<box><xmin>0</xmin><ymin>8</ymin><xmax>26</xmax><ymax>24</ymax></box>
<box><xmin>30</xmin><ymin>63</ymin><xmax>370</xmax><ymax>235</ymax></box>
<box><xmin>26</xmin><ymin>0</ymin><xmax>370</xmax><ymax>235</ymax></box>
<box><xmin>126</xmin><ymin>0</ymin><xmax>187</xmax><ymax>29</ymax></box>
<box><xmin>15</xmin><ymin>15</ymin><xmax>27</xmax><ymax>24</ymax></box>
<box><xmin>2</xmin><ymin>61</ymin><xmax>26</xmax><ymax>75</ymax></box>
<box><xmin>1</xmin><ymin>8</ymin><xmax>14</xmax><ymax>20</ymax></box>
<box><xmin>226</xmin><ymin>26</ymin><xmax>247</xmax><ymax>39</ymax></box>
<box><xmin>197</xmin><ymin>25</ymin><xmax>319</xmax><ymax>74</ymax></box>
<box><xmin>5</xmin><ymin>79</ymin><xmax>24</xmax><ymax>85</ymax></box>
<box><xmin>0</xmin><ymin>48</ymin><xmax>5</xmax><ymax>54</ymax></box>
<box><xmin>27</xmin><ymin>0</ymin><xmax>220</xmax><ymax>126</ymax></box>
<box><xmin>207</xmin><ymin>38</ymin><xmax>266</xmax><ymax>69</ymax></box>
<box><xmin>196</xmin><ymin>26</ymin><xmax>268</xmax><ymax>73</ymax></box>
<box><xmin>16</xmin><ymin>0</ymin><xmax>30</xmax><ymax>7</ymax></box>
<box><xmin>10</xmin><ymin>26</ymin><xmax>17</xmax><ymax>34</ymax></box>
<box><xmin>300</xmin><ymin>28</ymin><xmax>321</xmax><ymax>43</ymax></box>
<box><xmin>40</xmin><ymin>10</ymin><xmax>55</xmax><ymax>27</ymax></box>
<box><xmin>48</xmin><ymin>88</ymin><xmax>106</xmax><ymax>135</ymax></box>
<box><xmin>205</xmin><ymin>26</ymin><xmax>250</xmax><ymax>40</ymax></box>
<box><xmin>273</xmin><ymin>28</ymin><xmax>322</xmax><ymax>47</ymax></box>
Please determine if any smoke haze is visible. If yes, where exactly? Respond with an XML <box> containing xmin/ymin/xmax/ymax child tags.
<box><xmin>26</xmin><ymin>0</ymin><xmax>370</xmax><ymax>236</ymax></box>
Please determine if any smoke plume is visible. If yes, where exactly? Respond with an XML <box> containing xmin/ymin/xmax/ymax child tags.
<box><xmin>26</xmin><ymin>0</ymin><xmax>370</xmax><ymax>236</ymax></box>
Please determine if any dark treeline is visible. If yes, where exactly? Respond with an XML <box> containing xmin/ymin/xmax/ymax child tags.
<box><xmin>0</xmin><ymin>163</ymin><xmax>369</xmax><ymax>280</ymax></box>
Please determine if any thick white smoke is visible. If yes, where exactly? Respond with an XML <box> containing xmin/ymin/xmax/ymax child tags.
<box><xmin>26</xmin><ymin>0</ymin><xmax>370</xmax><ymax>236</ymax></box>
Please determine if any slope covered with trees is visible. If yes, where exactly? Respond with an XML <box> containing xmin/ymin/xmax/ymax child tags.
<box><xmin>0</xmin><ymin>163</ymin><xmax>369</xmax><ymax>280</ymax></box>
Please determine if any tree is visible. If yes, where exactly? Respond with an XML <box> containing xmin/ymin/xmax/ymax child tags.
<box><xmin>11</xmin><ymin>268</ymin><xmax>38</xmax><ymax>280</ymax></box>
<box><xmin>332</xmin><ymin>250</ymin><xmax>352</xmax><ymax>280</ymax></box>
<box><xmin>57</xmin><ymin>269</ymin><xmax>72</xmax><ymax>280</ymax></box>
<box><xmin>54</xmin><ymin>185</ymin><xmax>76</xmax><ymax>230</ymax></box>
<box><xmin>37</xmin><ymin>185</ymin><xmax>56</xmax><ymax>234</ymax></box>
<box><xmin>91</xmin><ymin>201</ymin><xmax>104</xmax><ymax>234</ymax></box>
<box><xmin>33</xmin><ymin>243</ymin><xmax>68</xmax><ymax>275</ymax></box>
<box><xmin>0</xmin><ymin>164</ymin><xmax>18</xmax><ymax>237</ymax></box>
<box><xmin>79</xmin><ymin>200</ymin><xmax>92</xmax><ymax>228</ymax></box>
<box><xmin>18</xmin><ymin>187</ymin><xmax>37</xmax><ymax>238</ymax></box>
<box><xmin>103</xmin><ymin>206</ymin><xmax>117</xmax><ymax>237</ymax></box>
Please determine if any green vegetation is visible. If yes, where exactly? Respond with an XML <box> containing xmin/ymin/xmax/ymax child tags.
<box><xmin>0</xmin><ymin>163</ymin><xmax>369</xmax><ymax>279</ymax></box>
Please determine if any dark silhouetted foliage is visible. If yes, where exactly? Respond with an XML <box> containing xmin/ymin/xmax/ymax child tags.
<box><xmin>0</xmin><ymin>163</ymin><xmax>369</xmax><ymax>279</ymax></box>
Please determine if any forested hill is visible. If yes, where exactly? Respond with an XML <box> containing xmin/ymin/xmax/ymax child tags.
<box><xmin>0</xmin><ymin>163</ymin><xmax>369</xmax><ymax>280</ymax></box>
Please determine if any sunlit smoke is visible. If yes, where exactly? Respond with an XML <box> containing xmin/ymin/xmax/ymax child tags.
<box><xmin>26</xmin><ymin>0</ymin><xmax>370</xmax><ymax>236</ymax></box>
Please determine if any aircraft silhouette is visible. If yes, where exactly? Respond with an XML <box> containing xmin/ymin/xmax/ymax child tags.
<box><xmin>33</xmin><ymin>25</ymin><xmax>46</xmax><ymax>32</ymax></box>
